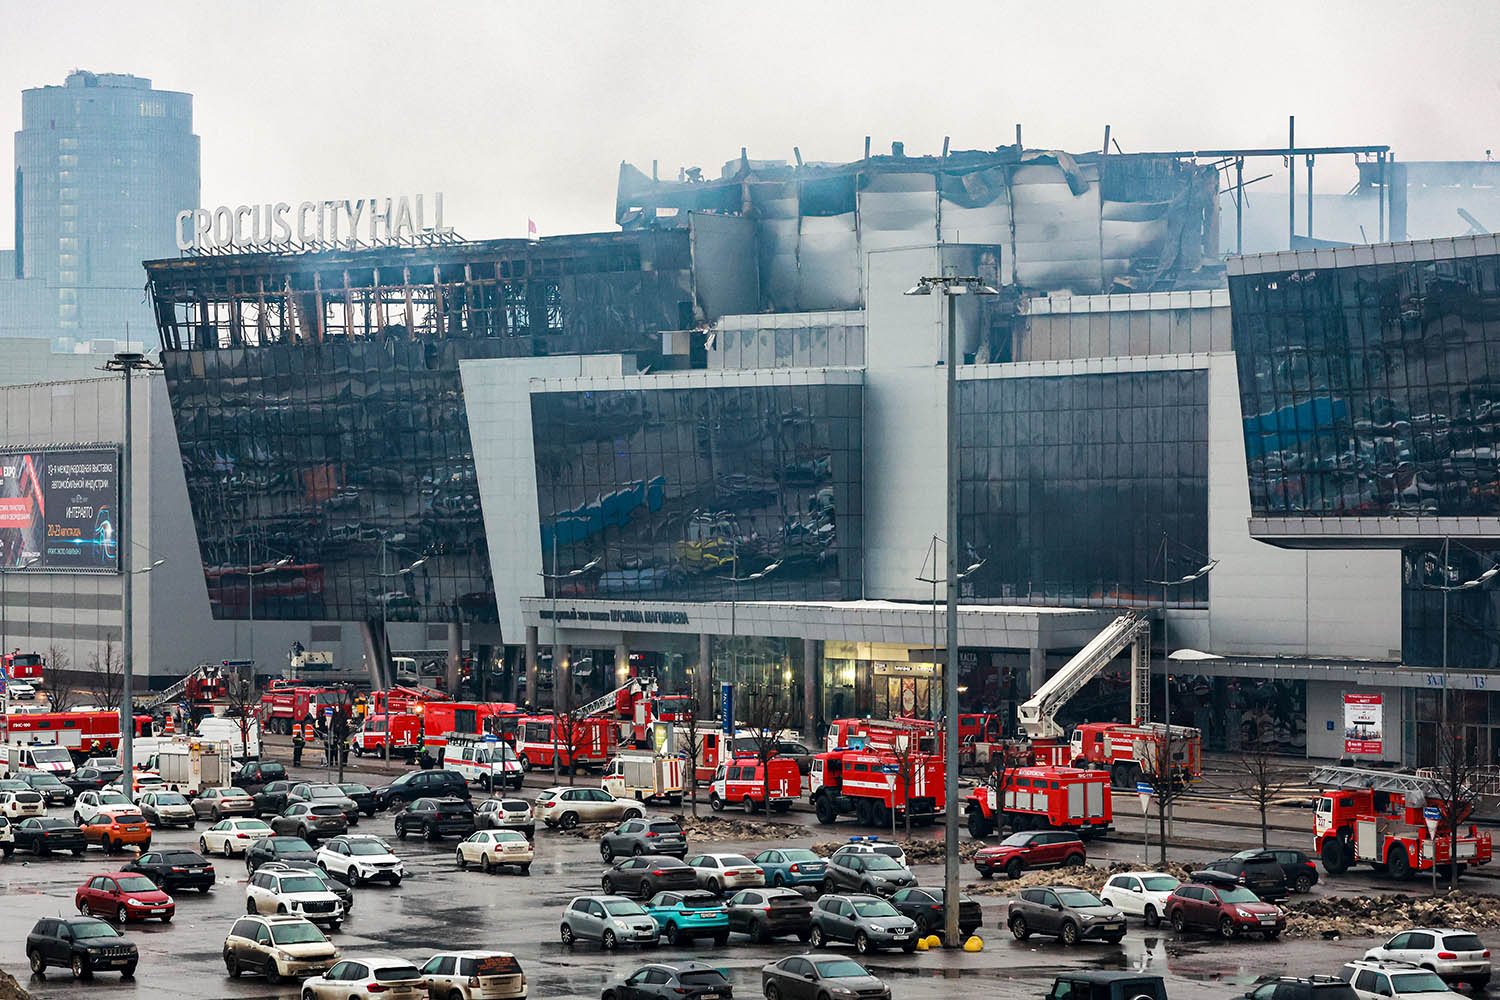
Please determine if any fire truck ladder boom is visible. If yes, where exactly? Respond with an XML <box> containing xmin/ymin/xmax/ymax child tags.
<box><xmin>1309</xmin><ymin>765</ymin><xmax>1447</xmax><ymax>801</ymax></box>
<box><xmin>1017</xmin><ymin>614</ymin><xmax>1151</xmax><ymax>740</ymax></box>
<box><xmin>142</xmin><ymin>663</ymin><xmax>219</xmax><ymax>712</ymax></box>
<box><xmin>576</xmin><ymin>676</ymin><xmax>658</xmax><ymax>719</ymax></box>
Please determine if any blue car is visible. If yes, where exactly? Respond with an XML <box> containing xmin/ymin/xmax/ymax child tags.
<box><xmin>643</xmin><ymin>889</ymin><xmax>730</xmax><ymax>945</ymax></box>
<box><xmin>754</xmin><ymin>848</ymin><xmax>828</xmax><ymax>888</ymax></box>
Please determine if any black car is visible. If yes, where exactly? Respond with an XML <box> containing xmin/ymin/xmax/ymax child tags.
<box><xmin>14</xmin><ymin>817</ymin><xmax>86</xmax><ymax>856</ymax></box>
<box><xmin>26</xmin><ymin>916</ymin><xmax>138</xmax><ymax>979</ymax></box>
<box><xmin>1230</xmin><ymin>848</ymin><xmax>1320</xmax><ymax>893</ymax></box>
<box><xmin>231</xmin><ymin>760</ymin><xmax>287</xmax><ymax>796</ymax></box>
<box><xmin>62</xmin><ymin>765</ymin><xmax>114</xmax><ymax>794</ymax></box>
<box><xmin>889</xmin><ymin>887</ymin><xmax>983</xmax><ymax>941</ymax></box>
<box><xmin>1199</xmin><ymin>857</ymin><xmax>1289</xmax><ymax>901</ymax></box>
<box><xmin>1240</xmin><ymin>977</ymin><xmax>1358</xmax><ymax>1000</ymax></box>
<box><xmin>726</xmin><ymin>887</ymin><xmax>813</xmax><ymax>942</ymax></box>
<box><xmin>253</xmin><ymin>779</ymin><xmax>296</xmax><ymax>817</ymax></box>
<box><xmin>604</xmin><ymin>962</ymin><xmax>731</xmax><ymax>1000</ymax></box>
<box><xmin>19</xmin><ymin>770</ymin><xmax>76</xmax><ymax>806</ymax></box>
<box><xmin>123</xmin><ymin>848</ymin><xmax>217</xmax><ymax>892</ymax></box>
<box><xmin>245</xmin><ymin>835</ymin><xmax>319</xmax><ymax>875</ymax></box>
<box><xmin>1047</xmin><ymin>972</ymin><xmax>1167</xmax><ymax>1000</ymax></box>
<box><xmin>762</xmin><ymin>956</ymin><xmax>888</xmax><ymax>1000</ymax></box>
<box><xmin>394</xmin><ymin>797</ymin><xmax>476</xmax><ymax>841</ymax></box>
<box><xmin>602</xmin><ymin>856</ymin><xmax>698</xmax><ymax>899</ymax></box>
<box><xmin>373</xmin><ymin>769</ymin><xmax>470</xmax><ymax>810</ymax></box>
<box><xmin>338</xmin><ymin>782</ymin><xmax>378</xmax><ymax>817</ymax></box>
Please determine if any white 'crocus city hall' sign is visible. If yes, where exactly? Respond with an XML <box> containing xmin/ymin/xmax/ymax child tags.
<box><xmin>176</xmin><ymin>193</ymin><xmax>454</xmax><ymax>251</ymax></box>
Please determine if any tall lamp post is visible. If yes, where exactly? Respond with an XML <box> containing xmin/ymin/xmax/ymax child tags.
<box><xmin>378</xmin><ymin>533</ymin><xmax>428</xmax><ymax>689</ymax></box>
<box><xmin>915</xmin><ymin>536</ymin><xmax>983</xmax><ymax>722</ymax></box>
<box><xmin>104</xmin><ymin>351</ymin><xmax>162</xmax><ymax>803</ymax></box>
<box><xmin>903</xmin><ymin>273</ymin><xmax>998</xmax><ymax>947</ymax></box>
<box><xmin>538</xmin><ymin>534</ymin><xmax>600</xmax><ymax>780</ymax></box>
<box><xmin>246</xmin><ymin>551</ymin><xmax>292</xmax><ymax>675</ymax></box>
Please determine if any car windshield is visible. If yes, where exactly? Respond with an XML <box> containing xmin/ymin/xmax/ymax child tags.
<box><xmin>99</xmin><ymin>793</ymin><xmax>128</xmax><ymax>804</ymax></box>
<box><xmin>999</xmin><ymin>833</ymin><xmax>1033</xmax><ymax>847</ymax></box>
<box><xmin>346</xmin><ymin>841</ymin><xmax>388</xmax><ymax>855</ymax></box>
<box><xmin>71</xmin><ymin>922</ymin><xmax>119</xmax><ymax>939</ymax></box>
<box><xmin>1391</xmin><ymin>972</ymin><xmax>1449</xmax><ymax>992</ymax></box>
<box><xmin>270</xmin><ymin>922</ymin><xmax>328</xmax><ymax>945</ymax></box>
<box><xmin>29</xmin><ymin>773</ymin><xmax>65</xmax><ymax>786</ymax></box>
<box><xmin>30</xmin><ymin>748</ymin><xmax>71</xmax><ymax>763</ymax></box>
<box><xmin>814</xmin><ymin>960</ymin><xmax>868</xmax><ymax>978</ymax></box>
<box><xmin>784</xmin><ymin>850</ymin><xmax>821</xmax><ymax>862</ymax></box>
<box><xmin>1057</xmin><ymin>891</ymin><xmax>1106</xmax><ymax>908</ymax></box>
<box><xmin>1441</xmin><ymin>933</ymin><xmax>1484</xmax><ymax>951</ymax></box>
<box><xmin>279</xmin><ymin>876</ymin><xmax>326</xmax><ymax>893</ymax></box>
<box><xmin>862</xmin><ymin>855</ymin><xmax>902</xmax><ymax>871</ymax></box>
<box><xmin>1216</xmin><ymin>887</ymin><xmax>1261</xmax><ymax>904</ymax></box>
<box><xmin>114</xmin><ymin>876</ymin><xmax>158</xmax><ymax>892</ymax></box>
<box><xmin>153</xmin><ymin>793</ymin><xmax>188</xmax><ymax>806</ymax></box>
<box><xmin>604</xmin><ymin>900</ymin><xmax>646</xmax><ymax>916</ymax></box>
<box><xmin>1141</xmin><ymin>876</ymin><xmax>1180</xmax><ymax>891</ymax></box>
<box><xmin>852</xmin><ymin>900</ymin><xmax>898</xmax><ymax>917</ymax></box>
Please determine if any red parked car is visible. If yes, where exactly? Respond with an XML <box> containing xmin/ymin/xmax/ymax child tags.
<box><xmin>974</xmin><ymin>830</ymin><xmax>1085</xmax><ymax>879</ymax></box>
<box><xmin>1164</xmin><ymin>878</ymin><xmax>1284</xmax><ymax>939</ymax></box>
<box><xmin>75</xmin><ymin>871</ymin><xmax>175</xmax><ymax>923</ymax></box>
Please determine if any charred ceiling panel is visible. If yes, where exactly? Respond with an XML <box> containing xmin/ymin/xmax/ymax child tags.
<box><xmin>938</xmin><ymin>166</ymin><xmax>1013</xmax><ymax>249</ymax></box>
<box><xmin>858</xmin><ymin>171</ymin><xmax>939</xmax><ymax>257</ymax></box>
<box><xmin>687</xmin><ymin>212</ymin><xmax>758</xmax><ymax>322</ymax></box>
<box><xmin>1011</xmin><ymin>162</ymin><xmax>1104</xmax><ymax>291</ymax></box>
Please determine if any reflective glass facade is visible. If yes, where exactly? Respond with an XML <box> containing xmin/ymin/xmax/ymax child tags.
<box><xmin>162</xmin><ymin>340</ymin><xmax>507</xmax><ymax>623</ymax></box>
<box><xmin>956</xmin><ymin>371</ymin><xmax>1210</xmax><ymax>607</ymax></box>
<box><xmin>1230</xmin><ymin>253</ymin><xmax>1500</xmax><ymax>517</ymax></box>
<box><xmin>531</xmin><ymin>382</ymin><xmax>861</xmax><ymax>602</ymax></box>
<box><xmin>1401</xmin><ymin>545</ymin><xmax>1500</xmax><ymax>669</ymax></box>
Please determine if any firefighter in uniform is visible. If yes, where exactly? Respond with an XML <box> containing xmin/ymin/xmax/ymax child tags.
<box><xmin>291</xmin><ymin>720</ymin><xmax>305</xmax><ymax>766</ymax></box>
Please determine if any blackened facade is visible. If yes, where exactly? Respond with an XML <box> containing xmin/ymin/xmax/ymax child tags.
<box><xmin>530</xmin><ymin>377</ymin><xmax>862</xmax><ymax>603</ymax></box>
<box><xmin>956</xmin><ymin>369</ymin><xmax>1210</xmax><ymax>608</ymax></box>
<box><xmin>148</xmin><ymin>231</ymin><xmax>707</xmax><ymax>624</ymax></box>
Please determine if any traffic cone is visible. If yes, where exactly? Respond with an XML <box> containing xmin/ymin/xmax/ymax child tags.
<box><xmin>164</xmin><ymin>716</ymin><xmax>175</xmax><ymax>735</ymax></box>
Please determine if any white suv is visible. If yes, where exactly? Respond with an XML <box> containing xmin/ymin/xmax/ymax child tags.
<box><xmin>1099</xmin><ymin>871</ymin><xmax>1182</xmax><ymax>927</ymax></box>
<box><xmin>246</xmin><ymin>868</ymin><xmax>345</xmax><ymax>930</ymax></box>
<box><xmin>1341</xmin><ymin>961</ymin><xmax>1467</xmax><ymax>1000</ymax></box>
<box><xmin>536</xmin><ymin>787</ymin><xmax>643</xmax><ymax>829</ymax></box>
<box><xmin>317</xmin><ymin>835</ymin><xmax>406</xmax><ymax>885</ymax></box>
<box><xmin>73</xmin><ymin>790</ymin><xmax>132</xmax><ymax>825</ymax></box>
<box><xmin>1365</xmin><ymin>930</ymin><xmax>1492</xmax><ymax>988</ymax></box>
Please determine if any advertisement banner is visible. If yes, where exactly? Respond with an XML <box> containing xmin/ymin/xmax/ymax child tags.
<box><xmin>0</xmin><ymin>447</ymin><xmax>119</xmax><ymax>573</ymax></box>
<box><xmin>1343</xmin><ymin>693</ymin><xmax>1384</xmax><ymax>755</ymax></box>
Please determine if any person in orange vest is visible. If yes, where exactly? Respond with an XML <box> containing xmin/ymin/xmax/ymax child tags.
<box><xmin>291</xmin><ymin>719</ymin><xmax>305</xmax><ymax>766</ymax></box>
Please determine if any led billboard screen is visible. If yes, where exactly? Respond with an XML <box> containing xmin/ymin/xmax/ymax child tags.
<box><xmin>0</xmin><ymin>447</ymin><xmax>120</xmax><ymax>573</ymax></box>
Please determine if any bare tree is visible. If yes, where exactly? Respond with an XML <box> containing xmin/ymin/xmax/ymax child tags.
<box><xmin>40</xmin><ymin>643</ymin><xmax>75</xmax><ymax>713</ymax></box>
<box><xmin>1432</xmin><ymin>716</ymin><xmax>1484</xmax><ymax>891</ymax></box>
<box><xmin>741</xmin><ymin>685</ymin><xmax>794</xmax><ymax>814</ymax></box>
<box><xmin>1136</xmin><ymin>727</ymin><xmax>1193</xmax><ymax>866</ymax></box>
<box><xmin>220</xmin><ymin>663</ymin><xmax>258</xmax><ymax>760</ymax></box>
<box><xmin>677</xmin><ymin>699</ymin><xmax>706</xmax><ymax>817</ymax></box>
<box><xmin>86</xmin><ymin>637</ymin><xmax>125</xmax><ymax>711</ymax></box>
<box><xmin>887</xmin><ymin>733</ymin><xmax>921</xmax><ymax>838</ymax></box>
<box><xmin>968</xmin><ymin>741</ymin><xmax>1024</xmax><ymax>839</ymax></box>
<box><xmin>1233</xmin><ymin>747</ymin><xmax>1298</xmax><ymax>850</ymax></box>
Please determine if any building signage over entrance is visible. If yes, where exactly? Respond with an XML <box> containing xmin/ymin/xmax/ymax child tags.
<box><xmin>176</xmin><ymin>193</ymin><xmax>454</xmax><ymax>251</ymax></box>
<box><xmin>538</xmin><ymin>606</ymin><xmax>691</xmax><ymax>626</ymax></box>
<box><xmin>1343</xmin><ymin>693</ymin><xmax>1383</xmax><ymax>756</ymax></box>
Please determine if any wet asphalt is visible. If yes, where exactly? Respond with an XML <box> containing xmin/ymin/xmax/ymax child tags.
<box><xmin>0</xmin><ymin>762</ymin><xmax>1493</xmax><ymax>1000</ymax></box>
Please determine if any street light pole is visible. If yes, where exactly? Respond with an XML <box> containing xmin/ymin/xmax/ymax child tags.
<box><xmin>537</xmin><ymin>534</ymin><xmax>601</xmax><ymax>781</ymax></box>
<box><xmin>904</xmin><ymin>273</ymin><xmax>997</xmax><ymax>947</ymax></box>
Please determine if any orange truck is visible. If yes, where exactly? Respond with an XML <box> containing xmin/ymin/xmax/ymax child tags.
<box><xmin>963</xmin><ymin>765</ymin><xmax>1113</xmax><ymax>838</ymax></box>
<box><xmin>809</xmin><ymin>747</ymin><xmax>943</xmax><ymax>826</ymax></box>
<box><xmin>1066</xmin><ymin>722</ymin><xmax>1202</xmax><ymax>788</ymax></box>
<box><xmin>1312</xmin><ymin>765</ymin><xmax>1493</xmax><ymax>879</ymax></box>
<box><xmin>351</xmin><ymin>712</ymin><xmax>422</xmax><ymax>761</ymax></box>
<box><xmin>711</xmin><ymin>756</ymin><xmax>801</xmax><ymax>813</ymax></box>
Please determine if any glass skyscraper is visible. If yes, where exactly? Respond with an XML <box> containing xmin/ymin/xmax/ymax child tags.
<box><xmin>8</xmin><ymin>70</ymin><xmax>198</xmax><ymax>347</ymax></box>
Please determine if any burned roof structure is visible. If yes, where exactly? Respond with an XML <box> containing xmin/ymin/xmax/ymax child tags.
<box><xmin>617</xmin><ymin>142</ymin><xmax>1222</xmax><ymax>310</ymax></box>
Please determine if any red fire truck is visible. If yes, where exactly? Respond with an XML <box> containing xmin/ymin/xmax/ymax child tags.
<box><xmin>1</xmin><ymin>710</ymin><xmax>153</xmax><ymax>757</ymax></box>
<box><xmin>809</xmin><ymin>747</ymin><xmax>944</xmax><ymax>826</ymax></box>
<box><xmin>963</xmin><ymin>765</ymin><xmax>1113</xmax><ymax>838</ymax></box>
<box><xmin>258</xmin><ymin>685</ymin><xmax>351</xmax><ymax>734</ymax></box>
<box><xmin>1067</xmin><ymin>722</ymin><xmax>1202</xmax><ymax>788</ymax></box>
<box><xmin>417</xmin><ymin>701</ymin><xmax>524</xmax><ymax>758</ymax></box>
<box><xmin>366</xmin><ymin>685</ymin><xmax>448</xmax><ymax>717</ymax></box>
<box><xmin>515</xmin><ymin>715</ymin><xmax>616</xmax><ymax>772</ymax></box>
<box><xmin>711</xmin><ymin>756</ymin><xmax>801</xmax><ymax>813</ymax></box>
<box><xmin>1312</xmin><ymin>765</ymin><xmax>1493</xmax><ymax>879</ymax></box>
<box><xmin>351</xmin><ymin>712</ymin><xmax>422</xmax><ymax>760</ymax></box>
<box><xmin>2</xmin><ymin>651</ymin><xmax>45</xmax><ymax>681</ymax></box>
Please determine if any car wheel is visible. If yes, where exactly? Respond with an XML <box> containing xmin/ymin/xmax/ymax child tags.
<box><xmin>456</xmin><ymin>849</ymin><xmax>468</xmax><ymax>869</ymax></box>
<box><xmin>560</xmin><ymin>923</ymin><xmax>575</xmax><ymax>945</ymax></box>
<box><xmin>602</xmin><ymin>876</ymin><xmax>615</xmax><ymax>894</ymax></box>
<box><xmin>116</xmin><ymin>905</ymin><xmax>128</xmax><ymax>924</ymax></box>
<box><xmin>1065</xmin><ymin>853</ymin><xmax>1084</xmax><ymax>867</ymax></box>
<box><xmin>855</xmin><ymin>931</ymin><xmax>871</xmax><ymax>954</ymax></box>
<box><xmin>665</xmin><ymin>922</ymin><xmax>681</xmax><ymax>945</ymax></box>
<box><xmin>1104</xmin><ymin>933</ymin><xmax>1123</xmax><ymax>944</ymax></box>
<box><xmin>481</xmin><ymin>854</ymin><xmax>493</xmax><ymax>873</ymax></box>
<box><xmin>602</xmin><ymin>929</ymin><xmax>618</xmax><ymax>950</ymax></box>
<box><xmin>199</xmin><ymin>837</ymin><xmax>209</xmax><ymax>853</ymax></box>
<box><xmin>914</xmin><ymin>915</ymin><xmax>930</xmax><ymax>936</ymax></box>
<box><xmin>1263</xmin><ymin>929</ymin><xmax>1281</xmax><ymax>940</ymax></box>
<box><xmin>425</xmin><ymin>824</ymin><xmax>439</xmax><ymax>843</ymax></box>
<box><xmin>1005</xmin><ymin>858</ymin><xmax>1023</xmax><ymax>879</ymax></box>
<box><xmin>601</xmin><ymin>843</ymin><xmax>614</xmax><ymax>863</ymax></box>
<box><xmin>773</xmin><ymin>873</ymin><xmax>786</xmax><ymax>888</ymax></box>
<box><xmin>28</xmin><ymin>948</ymin><xmax>44</xmax><ymax>974</ymax></box>
<box><xmin>1144</xmin><ymin>904</ymin><xmax>1160</xmax><ymax>928</ymax></box>
<box><xmin>631</xmin><ymin>844</ymin><xmax>645</xmax><ymax>857</ymax></box>
<box><xmin>121</xmin><ymin>963</ymin><xmax>135</xmax><ymax>980</ymax></box>
<box><xmin>225</xmin><ymin>953</ymin><xmax>240</xmax><ymax>978</ymax></box>
<box><xmin>303</xmin><ymin>989</ymin><xmax>316</xmax><ymax>1000</ymax></box>
<box><xmin>1010</xmin><ymin>915</ymin><xmax>1030</xmax><ymax>940</ymax></box>
<box><xmin>810</xmin><ymin>925</ymin><xmax>826</xmax><ymax>948</ymax></box>
<box><xmin>397</xmin><ymin>823</ymin><xmax>407</xmax><ymax>840</ymax></box>
<box><xmin>560</xmin><ymin>812</ymin><xmax>579</xmax><ymax>830</ymax></box>
<box><xmin>766</xmin><ymin>984</ymin><xmax>782</xmax><ymax>1000</ymax></box>
<box><xmin>710</xmin><ymin>793</ymin><xmax>723</xmax><ymax>812</ymax></box>
<box><xmin>1060</xmin><ymin>921</ymin><xmax>1079</xmax><ymax>946</ymax></box>
<box><xmin>1171</xmin><ymin>910</ymin><xmax>1186</xmax><ymax>932</ymax></box>
<box><xmin>1293</xmin><ymin>873</ymin><xmax>1313</xmax><ymax>893</ymax></box>
<box><xmin>212</xmin><ymin>807</ymin><xmax>223</xmax><ymax>820</ymax></box>
<box><xmin>72</xmin><ymin>955</ymin><xmax>90</xmax><ymax>979</ymax></box>
<box><xmin>1218</xmin><ymin>916</ymin><xmax>1238</xmax><ymax>939</ymax></box>
<box><xmin>247</xmin><ymin>899</ymin><xmax>257</xmax><ymax>914</ymax></box>
<box><xmin>753</xmin><ymin>920</ymin><xmax>770</xmax><ymax>944</ymax></box>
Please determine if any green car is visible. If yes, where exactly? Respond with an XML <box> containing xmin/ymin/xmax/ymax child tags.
<box><xmin>643</xmin><ymin>890</ymin><xmax>730</xmax><ymax>946</ymax></box>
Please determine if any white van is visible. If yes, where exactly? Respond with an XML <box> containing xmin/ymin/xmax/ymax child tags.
<box><xmin>443</xmin><ymin>735</ymin><xmax>523</xmax><ymax>791</ymax></box>
<box><xmin>0</xmin><ymin>743</ymin><xmax>76</xmax><ymax>776</ymax></box>
<box><xmin>197</xmin><ymin>717</ymin><xmax>260</xmax><ymax>760</ymax></box>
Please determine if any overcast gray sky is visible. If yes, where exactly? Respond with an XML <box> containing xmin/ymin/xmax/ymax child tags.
<box><xmin>4</xmin><ymin>0</ymin><xmax>1499</xmax><ymax>244</ymax></box>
